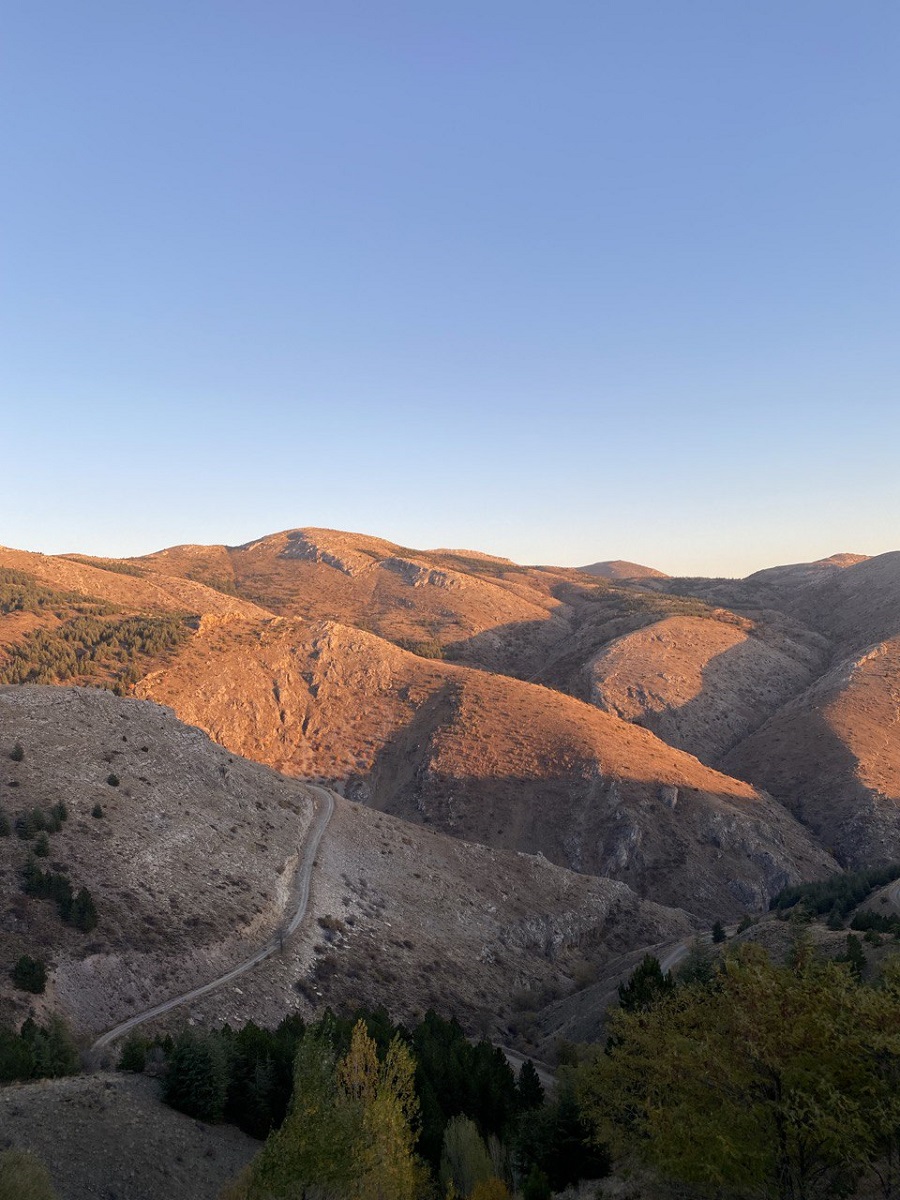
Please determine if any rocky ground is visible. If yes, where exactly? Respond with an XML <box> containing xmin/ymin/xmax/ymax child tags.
<box><xmin>0</xmin><ymin>1072</ymin><xmax>258</xmax><ymax>1200</ymax></box>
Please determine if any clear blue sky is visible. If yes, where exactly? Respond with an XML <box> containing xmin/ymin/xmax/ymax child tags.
<box><xmin>2</xmin><ymin>2</ymin><xmax>897</xmax><ymax>576</ymax></box>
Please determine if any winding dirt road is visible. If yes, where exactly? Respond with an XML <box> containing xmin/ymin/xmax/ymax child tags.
<box><xmin>91</xmin><ymin>785</ymin><xmax>335</xmax><ymax>1052</ymax></box>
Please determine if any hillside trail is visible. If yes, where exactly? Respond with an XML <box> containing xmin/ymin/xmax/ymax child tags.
<box><xmin>90</xmin><ymin>785</ymin><xmax>336</xmax><ymax>1054</ymax></box>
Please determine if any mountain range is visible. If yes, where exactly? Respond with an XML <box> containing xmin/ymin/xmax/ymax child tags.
<box><xmin>1</xmin><ymin>527</ymin><xmax>898</xmax><ymax>1049</ymax></box>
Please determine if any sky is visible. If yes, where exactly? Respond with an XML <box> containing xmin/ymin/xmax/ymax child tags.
<box><xmin>2</xmin><ymin>1</ymin><xmax>898</xmax><ymax>577</ymax></box>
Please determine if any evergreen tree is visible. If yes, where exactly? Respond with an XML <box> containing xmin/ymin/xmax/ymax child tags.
<box><xmin>0</xmin><ymin>1026</ymin><xmax>35</xmax><ymax>1083</ymax></box>
<box><xmin>617</xmin><ymin>954</ymin><xmax>675</xmax><ymax>1012</ymax></box>
<box><xmin>34</xmin><ymin>832</ymin><xmax>50</xmax><ymax>858</ymax></box>
<box><xmin>9</xmin><ymin>741</ymin><xmax>24</xmax><ymax>762</ymax></box>
<box><xmin>118</xmin><ymin>1033</ymin><xmax>148</xmax><ymax>1073</ymax></box>
<box><xmin>163</xmin><ymin>1030</ymin><xmax>229</xmax><ymax>1122</ymax></box>
<box><xmin>711</xmin><ymin>920</ymin><xmax>727</xmax><ymax>943</ymax></box>
<box><xmin>522</xmin><ymin>1165</ymin><xmax>552</xmax><ymax>1200</ymax></box>
<box><xmin>12</xmin><ymin>955</ymin><xmax>46</xmax><ymax>994</ymax></box>
<box><xmin>71</xmin><ymin>887</ymin><xmax>98</xmax><ymax>932</ymax></box>
<box><xmin>30</xmin><ymin>1016</ymin><xmax>78</xmax><ymax>1078</ymax></box>
<box><xmin>517</xmin><ymin>1059</ymin><xmax>544</xmax><ymax>1111</ymax></box>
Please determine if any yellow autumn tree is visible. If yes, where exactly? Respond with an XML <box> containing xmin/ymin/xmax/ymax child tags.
<box><xmin>337</xmin><ymin>1019</ymin><xmax>428</xmax><ymax>1200</ymax></box>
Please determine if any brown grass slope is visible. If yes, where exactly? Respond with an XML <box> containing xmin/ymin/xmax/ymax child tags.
<box><xmin>722</xmin><ymin>636</ymin><xmax>900</xmax><ymax>868</ymax></box>
<box><xmin>0</xmin><ymin>1073</ymin><xmax>257</xmax><ymax>1200</ymax></box>
<box><xmin>583</xmin><ymin>613</ymin><xmax>830</xmax><ymax>764</ymax></box>
<box><xmin>0</xmin><ymin>686</ymin><xmax>696</xmax><ymax>1043</ymax></box>
<box><xmin>135</xmin><ymin>616</ymin><xmax>836</xmax><ymax>918</ymax></box>
<box><xmin>578</xmin><ymin>560</ymin><xmax>669</xmax><ymax>580</ymax></box>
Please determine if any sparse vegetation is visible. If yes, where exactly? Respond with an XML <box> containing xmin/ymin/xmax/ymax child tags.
<box><xmin>771</xmin><ymin>863</ymin><xmax>900</xmax><ymax>920</ymax></box>
<box><xmin>0</xmin><ymin>613</ymin><xmax>192</xmax><ymax>689</ymax></box>
<box><xmin>22</xmin><ymin>859</ymin><xmax>98</xmax><ymax>931</ymax></box>
<box><xmin>0</xmin><ymin>1148</ymin><xmax>59</xmax><ymax>1200</ymax></box>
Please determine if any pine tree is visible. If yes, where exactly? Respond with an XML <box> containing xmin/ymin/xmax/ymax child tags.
<box><xmin>163</xmin><ymin>1030</ymin><xmax>229</xmax><ymax>1122</ymax></box>
<box><xmin>12</xmin><ymin>955</ymin><xmax>46</xmax><ymax>994</ymax></box>
<box><xmin>71</xmin><ymin>888</ymin><xmax>98</xmax><ymax>932</ymax></box>
<box><xmin>711</xmin><ymin>920</ymin><xmax>727</xmax><ymax>943</ymax></box>
<box><xmin>617</xmin><ymin>955</ymin><xmax>675</xmax><ymax>1012</ymax></box>
<box><xmin>517</xmin><ymin>1059</ymin><xmax>544</xmax><ymax>1110</ymax></box>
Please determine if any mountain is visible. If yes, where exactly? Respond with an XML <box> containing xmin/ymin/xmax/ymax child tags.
<box><xmin>578</xmin><ymin>560</ymin><xmax>669</xmax><ymax>580</ymax></box>
<box><xmin>2</xmin><ymin>525</ymin><xmax>900</xmax><ymax>1039</ymax></box>
<box><xmin>0</xmin><ymin>686</ymin><xmax>695</xmax><ymax>1041</ymax></box>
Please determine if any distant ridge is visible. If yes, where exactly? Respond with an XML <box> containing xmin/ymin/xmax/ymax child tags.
<box><xmin>579</xmin><ymin>559</ymin><xmax>669</xmax><ymax>580</ymax></box>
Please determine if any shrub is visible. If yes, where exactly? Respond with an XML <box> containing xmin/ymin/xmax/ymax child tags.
<box><xmin>12</xmin><ymin>955</ymin><xmax>47</xmax><ymax>994</ymax></box>
<box><xmin>0</xmin><ymin>813</ymin><xmax>10</xmax><ymax>837</ymax></box>
<box><xmin>119</xmin><ymin>1033</ymin><xmax>149</xmax><ymax>1073</ymax></box>
<box><xmin>105</xmin><ymin>774</ymin><xmax>119</xmax><ymax>788</ymax></box>
<box><xmin>34</xmin><ymin>832</ymin><xmax>50</xmax><ymax>857</ymax></box>
<box><xmin>9</xmin><ymin>742</ymin><xmax>24</xmax><ymax>763</ymax></box>
<box><xmin>0</xmin><ymin>1149</ymin><xmax>58</xmax><ymax>1200</ymax></box>
<box><xmin>92</xmin><ymin>802</ymin><xmax>104</xmax><ymax>818</ymax></box>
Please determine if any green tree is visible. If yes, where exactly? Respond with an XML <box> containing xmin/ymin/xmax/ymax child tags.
<box><xmin>225</xmin><ymin>1029</ymin><xmax>356</xmax><ymax>1199</ymax></box>
<box><xmin>30</xmin><ymin>1016</ymin><xmax>78</xmax><ymax>1078</ymax></box>
<box><xmin>439</xmin><ymin>1115</ymin><xmax>494</xmax><ymax>1198</ymax></box>
<box><xmin>578</xmin><ymin>944</ymin><xmax>890</xmax><ymax>1200</ymax></box>
<box><xmin>0</xmin><ymin>1149</ymin><xmax>58</xmax><ymax>1200</ymax></box>
<box><xmin>617</xmin><ymin>954</ymin><xmax>675</xmax><ymax>1013</ymax></box>
<box><xmin>118</xmin><ymin>1033</ymin><xmax>149</xmax><ymax>1073</ymax></box>
<box><xmin>163</xmin><ymin>1030</ymin><xmax>229</xmax><ymax>1122</ymax></box>
<box><xmin>71</xmin><ymin>887</ymin><xmax>98</xmax><ymax>932</ymax></box>
<box><xmin>516</xmin><ymin>1059</ymin><xmax>544</xmax><ymax>1111</ymax></box>
<box><xmin>521</xmin><ymin>1165</ymin><xmax>552</xmax><ymax>1200</ymax></box>
<box><xmin>9</xmin><ymin>741</ymin><xmax>24</xmax><ymax>763</ymax></box>
<box><xmin>12</xmin><ymin>954</ymin><xmax>47</xmax><ymax>994</ymax></box>
<box><xmin>711</xmin><ymin>920</ymin><xmax>727</xmax><ymax>943</ymax></box>
<box><xmin>34</xmin><ymin>832</ymin><xmax>50</xmax><ymax>858</ymax></box>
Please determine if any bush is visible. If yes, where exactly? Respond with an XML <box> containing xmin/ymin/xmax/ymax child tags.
<box><xmin>119</xmin><ymin>1033</ymin><xmax>149</xmax><ymax>1073</ymax></box>
<box><xmin>92</xmin><ymin>802</ymin><xmax>104</xmax><ymax>818</ymax></box>
<box><xmin>522</xmin><ymin>1166</ymin><xmax>552</xmax><ymax>1200</ymax></box>
<box><xmin>105</xmin><ymin>774</ymin><xmax>119</xmax><ymax>788</ymax></box>
<box><xmin>0</xmin><ymin>813</ymin><xmax>9</xmax><ymax>837</ymax></box>
<box><xmin>12</xmin><ymin>955</ymin><xmax>47</xmax><ymax>994</ymax></box>
<box><xmin>34</xmin><ymin>832</ymin><xmax>50</xmax><ymax>857</ymax></box>
<box><xmin>0</xmin><ymin>1149</ymin><xmax>58</xmax><ymax>1200</ymax></box>
<box><xmin>9</xmin><ymin>742</ymin><xmax>24</xmax><ymax>763</ymax></box>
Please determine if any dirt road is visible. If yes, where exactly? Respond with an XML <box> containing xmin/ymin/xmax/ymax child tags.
<box><xmin>91</xmin><ymin>785</ymin><xmax>335</xmax><ymax>1052</ymax></box>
